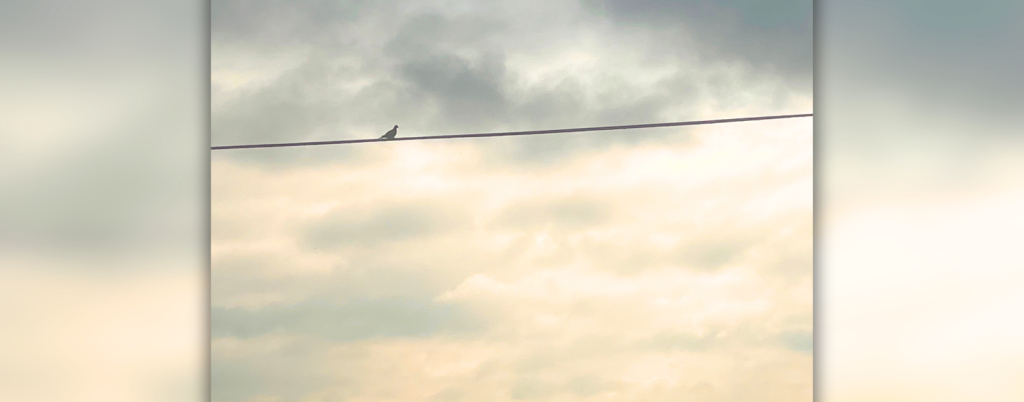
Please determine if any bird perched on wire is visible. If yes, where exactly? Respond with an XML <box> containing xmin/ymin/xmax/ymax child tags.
<box><xmin>379</xmin><ymin>125</ymin><xmax>398</xmax><ymax>140</ymax></box>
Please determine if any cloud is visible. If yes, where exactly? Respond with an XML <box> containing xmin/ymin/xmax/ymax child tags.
<box><xmin>489</xmin><ymin>195</ymin><xmax>613</xmax><ymax>231</ymax></box>
<box><xmin>776</xmin><ymin>330</ymin><xmax>813</xmax><ymax>354</ymax></box>
<box><xmin>302</xmin><ymin>201</ymin><xmax>473</xmax><ymax>249</ymax></box>
<box><xmin>508</xmin><ymin>375</ymin><xmax>556</xmax><ymax>400</ymax></box>
<box><xmin>212</xmin><ymin>335</ymin><xmax>348</xmax><ymax>402</ymax></box>
<box><xmin>211</xmin><ymin>1</ymin><xmax>812</xmax><ymax>400</ymax></box>
<box><xmin>211</xmin><ymin>0</ymin><xmax>809</xmax><ymax>169</ymax></box>
<box><xmin>823</xmin><ymin>0</ymin><xmax>1022</xmax><ymax>127</ymax></box>
<box><xmin>581</xmin><ymin>0</ymin><xmax>813</xmax><ymax>89</ymax></box>
<box><xmin>212</xmin><ymin>297</ymin><xmax>486</xmax><ymax>341</ymax></box>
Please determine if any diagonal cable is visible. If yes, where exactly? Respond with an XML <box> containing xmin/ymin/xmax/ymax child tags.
<box><xmin>211</xmin><ymin>113</ymin><xmax>812</xmax><ymax>150</ymax></box>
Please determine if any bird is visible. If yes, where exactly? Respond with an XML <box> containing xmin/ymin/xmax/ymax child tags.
<box><xmin>379</xmin><ymin>125</ymin><xmax>398</xmax><ymax>140</ymax></box>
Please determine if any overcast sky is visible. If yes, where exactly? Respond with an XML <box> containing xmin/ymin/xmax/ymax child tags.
<box><xmin>212</xmin><ymin>1</ymin><xmax>812</xmax><ymax>401</ymax></box>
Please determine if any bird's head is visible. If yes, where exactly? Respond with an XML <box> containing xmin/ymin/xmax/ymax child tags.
<box><xmin>394</xmin><ymin>125</ymin><xmax>399</xmax><ymax>128</ymax></box>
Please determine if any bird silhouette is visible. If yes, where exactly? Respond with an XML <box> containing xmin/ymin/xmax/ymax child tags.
<box><xmin>379</xmin><ymin>125</ymin><xmax>398</xmax><ymax>140</ymax></box>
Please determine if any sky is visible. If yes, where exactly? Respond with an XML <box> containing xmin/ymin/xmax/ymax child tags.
<box><xmin>211</xmin><ymin>1</ymin><xmax>813</xmax><ymax>401</ymax></box>
<box><xmin>817</xmin><ymin>1</ymin><xmax>1024</xmax><ymax>401</ymax></box>
<box><xmin>1</xmin><ymin>0</ymin><xmax>1020</xmax><ymax>401</ymax></box>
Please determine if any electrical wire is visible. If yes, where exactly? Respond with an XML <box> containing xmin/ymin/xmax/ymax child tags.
<box><xmin>211</xmin><ymin>113</ymin><xmax>812</xmax><ymax>151</ymax></box>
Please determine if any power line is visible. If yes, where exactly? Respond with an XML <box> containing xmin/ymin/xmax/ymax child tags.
<box><xmin>211</xmin><ymin>113</ymin><xmax>812</xmax><ymax>151</ymax></box>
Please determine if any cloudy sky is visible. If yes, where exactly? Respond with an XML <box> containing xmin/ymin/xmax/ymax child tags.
<box><xmin>211</xmin><ymin>1</ymin><xmax>812</xmax><ymax>401</ymax></box>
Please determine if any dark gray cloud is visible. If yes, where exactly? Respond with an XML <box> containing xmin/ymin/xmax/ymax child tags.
<box><xmin>211</xmin><ymin>53</ymin><xmax>377</xmax><ymax>167</ymax></box>
<box><xmin>378</xmin><ymin>12</ymin><xmax>692</xmax><ymax>138</ymax></box>
<box><xmin>213</xmin><ymin>297</ymin><xmax>485</xmax><ymax>340</ymax></box>
<box><xmin>1</xmin><ymin>102</ymin><xmax>200</xmax><ymax>261</ymax></box>
<box><xmin>822</xmin><ymin>0</ymin><xmax>1022</xmax><ymax>125</ymax></box>
<box><xmin>212</xmin><ymin>46</ymin><xmax>691</xmax><ymax>169</ymax></box>
<box><xmin>212</xmin><ymin>0</ymin><xmax>806</xmax><ymax>169</ymax></box>
<box><xmin>212</xmin><ymin>0</ymin><xmax>388</xmax><ymax>50</ymax></box>
<box><xmin>582</xmin><ymin>0</ymin><xmax>813</xmax><ymax>89</ymax></box>
<box><xmin>396</xmin><ymin>51</ymin><xmax>510</xmax><ymax>129</ymax></box>
<box><xmin>1</xmin><ymin>0</ymin><xmax>203</xmax><ymax>264</ymax></box>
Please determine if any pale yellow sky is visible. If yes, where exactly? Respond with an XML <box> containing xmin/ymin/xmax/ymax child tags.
<box><xmin>212</xmin><ymin>116</ymin><xmax>812</xmax><ymax>401</ymax></box>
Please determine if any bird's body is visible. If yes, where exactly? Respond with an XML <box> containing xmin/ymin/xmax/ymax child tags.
<box><xmin>380</xmin><ymin>125</ymin><xmax>399</xmax><ymax>140</ymax></box>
